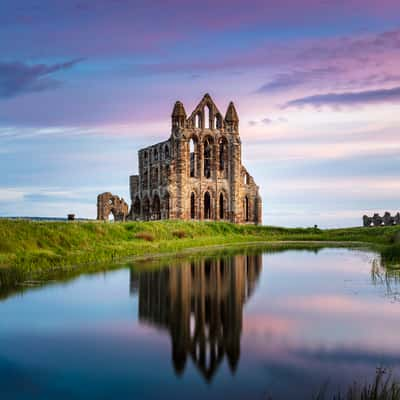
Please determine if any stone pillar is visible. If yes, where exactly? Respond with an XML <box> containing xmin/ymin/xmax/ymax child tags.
<box><xmin>230</xmin><ymin>137</ymin><xmax>242</xmax><ymax>223</ymax></box>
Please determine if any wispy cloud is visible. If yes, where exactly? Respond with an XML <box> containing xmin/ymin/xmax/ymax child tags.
<box><xmin>248</xmin><ymin>117</ymin><xmax>287</xmax><ymax>126</ymax></box>
<box><xmin>0</xmin><ymin>59</ymin><xmax>83</xmax><ymax>99</ymax></box>
<box><xmin>285</xmin><ymin>86</ymin><xmax>400</xmax><ymax>108</ymax></box>
<box><xmin>258</xmin><ymin>67</ymin><xmax>341</xmax><ymax>93</ymax></box>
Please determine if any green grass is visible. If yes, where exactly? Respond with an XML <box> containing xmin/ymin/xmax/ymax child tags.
<box><xmin>0</xmin><ymin>219</ymin><xmax>399</xmax><ymax>276</ymax></box>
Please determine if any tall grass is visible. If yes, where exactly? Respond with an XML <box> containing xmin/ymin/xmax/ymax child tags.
<box><xmin>0</xmin><ymin>219</ymin><xmax>399</xmax><ymax>274</ymax></box>
<box><xmin>312</xmin><ymin>369</ymin><xmax>400</xmax><ymax>400</ymax></box>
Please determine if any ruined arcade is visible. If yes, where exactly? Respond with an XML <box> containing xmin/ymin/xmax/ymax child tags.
<box><xmin>98</xmin><ymin>94</ymin><xmax>262</xmax><ymax>224</ymax></box>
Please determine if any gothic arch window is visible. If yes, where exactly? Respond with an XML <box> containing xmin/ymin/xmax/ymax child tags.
<box><xmin>143</xmin><ymin>169</ymin><xmax>148</xmax><ymax>190</ymax></box>
<box><xmin>219</xmin><ymin>192</ymin><xmax>224</xmax><ymax>220</ymax></box>
<box><xmin>152</xmin><ymin>194</ymin><xmax>161</xmax><ymax>220</ymax></box>
<box><xmin>195</xmin><ymin>113</ymin><xmax>202</xmax><ymax>129</ymax></box>
<box><xmin>219</xmin><ymin>137</ymin><xmax>228</xmax><ymax>177</ymax></box>
<box><xmin>189</xmin><ymin>137</ymin><xmax>198</xmax><ymax>178</ymax></box>
<box><xmin>153</xmin><ymin>167</ymin><xmax>159</xmax><ymax>187</ymax></box>
<box><xmin>163</xmin><ymin>192</ymin><xmax>170</xmax><ymax>219</ymax></box>
<box><xmin>154</xmin><ymin>148</ymin><xmax>158</xmax><ymax>161</ymax></box>
<box><xmin>143</xmin><ymin>196</ymin><xmax>150</xmax><ymax>221</ymax></box>
<box><xmin>214</xmin><ymin>114</ymin><xmax>222</xmax><ymax>129</ymax></box>
<box><xmin>244</xmin><ymin>196</ymin><xmax>249</xmax><ymax>222</ymax></box>
<box><xmin>163</xmin><ymin>165</ymin><xmax>170</xmax><ymax>185</ymax></box>
<box><xmin>190</xmin><ymin>192</ymin><xmax>196</xmax><ymax>219</ymax></box>
<box><xmin>144</xmin><ymin>151</ymin><xmax>148</xmax><ymax>164</ymax></box>
<box><xmin>244</xmin><ymin>173</ymin><xmax>249</xmax><ymax>185</ymax></box>
<box><xmin>204</xmin><ymin>191</ymin><xmax>211</xmax><ymax>219</ymax></box>
<box><xmin>164</xmin><ymin>144</ymin><xmax>170</xmax><ymax>159</ymax></box>
<box><xmin>204</xmin><ymin>104</ymin><xmax>211</xmax><ymax>129</ymax></box>
<box><xmin>204</xmin><ymin>137</ymin><xmax>213</xmax><ymax>179</ymax></box>
<box><xmin>133</xmin><ymin>196</ymin><xmax>140</xmax><ymax>217</ymax></box>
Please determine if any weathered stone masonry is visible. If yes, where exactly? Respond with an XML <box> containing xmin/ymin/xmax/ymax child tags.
<box><xmin>97</xmin><ymin>192</ymin><xmax>129</xmax><ymax>221</ymax></box>
<box><xmin>128</xmin><ymin>94</ymin><xmax>262</xmax><ymax>224</ymax></box>
<box><xmin>363</xmin><ymin>212</ymin><xmax>400</xmax><ymax>227</ymax></box>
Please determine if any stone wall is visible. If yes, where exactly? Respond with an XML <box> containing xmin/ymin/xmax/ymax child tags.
<box><xmin>363</xmin><ymin>212</ymin><xmax>400</xmax><ymax>227</ymax></box>
<box><xmin>97</xmin><ymin>192</ymin><xmax>129</xmax><ymax>221</ymax></box>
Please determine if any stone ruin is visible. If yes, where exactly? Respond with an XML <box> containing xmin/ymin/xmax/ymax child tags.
<box><xmin>97</xmin><ymin>192</ymin><xmax>129</xmax><ymax>222</ymax></box>
<box><xmin>97</xmin><ymin>93</ymin><xmax>262</xmax><ymax>224</ymax></box>
<box><xmin>363</xmin><ymin>212</ymin><xmax>400</xmax><ymax>227</ymax></box>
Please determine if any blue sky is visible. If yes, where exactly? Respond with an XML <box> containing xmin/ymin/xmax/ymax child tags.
<box><xmin>1</xmin><ymin>0</ymin><xmax>400</xmax><ymax>227</ymax></box>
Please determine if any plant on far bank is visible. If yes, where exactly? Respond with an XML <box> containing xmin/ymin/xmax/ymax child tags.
<box><xmin>381</xmin><ymin>245</ymin><xmax>400</xmax><ymax>268</ymax></box>
<box><xmin>172</xmin><ymin>230</ymin><xmax>187</xmax><ymax>239</ymax></box>
<box><xmin>134</xmin><ymin>231</ymin><xmax>155</xmax><ymax>241</ymax></box>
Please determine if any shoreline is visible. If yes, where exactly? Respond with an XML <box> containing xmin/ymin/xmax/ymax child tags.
<box><xmin>0</xmin><ymin>220</ymin><xmax>399</xmax><ymax>283</ymax></box>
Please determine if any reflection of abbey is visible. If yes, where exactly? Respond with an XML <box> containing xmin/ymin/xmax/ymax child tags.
<box><xmin>97</xmin><ymin>94</ymin><xmax>262</xmax><ymax>223</ymax></box>
<box><xmin>130</xmin><ymin>253</ymin><xmax>262</xmax><ymax>381</ymax></box>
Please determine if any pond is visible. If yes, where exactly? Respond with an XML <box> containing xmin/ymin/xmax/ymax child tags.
<box><xmin>0</xmin><ymin>246</ymin><xmax>399</xmax><ymax>399</ymax></box>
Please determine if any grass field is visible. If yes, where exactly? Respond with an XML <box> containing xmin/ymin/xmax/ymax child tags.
<box><xmin>1</xmin><ymin>219</ymin><xmax>400</xmax><ymax>274</ymax></box>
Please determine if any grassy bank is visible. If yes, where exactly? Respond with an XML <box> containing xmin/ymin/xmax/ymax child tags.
<box><xmin>1</xmin><ymin>219</ymin><xmax>399</xmax><ymax>273</ymax></box>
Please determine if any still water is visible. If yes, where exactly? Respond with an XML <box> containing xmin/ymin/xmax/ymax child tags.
<box><xmin>0</xmin><ymin>247</ymin><xmax>399</xmax><ymax>399</ymax></box>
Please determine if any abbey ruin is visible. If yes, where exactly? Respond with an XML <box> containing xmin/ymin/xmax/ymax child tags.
<box><xmin>97</xmin><ymin>94</ymin><xmax>262</xmax><ymax>224</ymax></box>
<box><xmin>363</xmin><ymin>212</ymin><xmax>400</xmax><ymax>227</ymax></box>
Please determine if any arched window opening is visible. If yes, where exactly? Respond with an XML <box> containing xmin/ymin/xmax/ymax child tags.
<box><xmin>143</xmin><ymin>197</ymin><xmax>150</xmax><ymax>221</ymax></box>
<box><xmin>164</xmin><ymin>165</ymin><xmax>170</xmax><ymax>185</ymax></box>
<box><xmin>219</xmin><ymin>137</ymin><xmax>228</xmax><ymax>175</ymax></box>
<box><xmin>190</xmin><ymin>192</ymin><xmax>196</xmax><ymax>219</ymax></box>
<box><xmin>154</xmin><ymin>148</ymin><xmax>158</xmax><ymax>161</ymax></box>
<box><xmin>143</xmin><ymin>169</ymin><xmax>148</xmax><ymax>190</ymax></box>
<box><xmin>189</xmin><ymin>138</ymin><xmax>197</xmax><ymax>178</ymax></box>
<box><xmin>153</xmin><ymin>167</ymin><xmax>158</xmax><ymax>187</ymax></box>
<box><xmin>163</xmin><ymin>193</ymin><xmax>170</xmax><ymax>219</ymax></box>
<box><xmin>133</xmin><ymin>196</ymin><xmax>140</xmax><ymax>217</ymax></box>
<box><xmin>219</xmin><ymin>193</ymin><xmax>224</xmax><ymax>220</ymax></box>
<box><xmin>245</xmin><ymin>196</ymin><xmax>249</xmax><ymax>222</ymax></box>
<box><xmin>244</xmin><ymin>173</ymin><xmax>249</xmax><ymax>185</ymax></box>
<box><xmin>204</xmin><ymin>137</ymin><xmax>213</xmax><ymax>179</ymax></box>
<box><xmin>144</xmin><ymin>151</ymin><xmax>148</xmax><ymax>163</ymax></box>
<box><xmin>214</xmin><ymin>114</ymin><xmax>222</xmax><ymax>129</ymax></box>
<box><xmin>195</xmin><ymin>113</ymin><xmax>202</xmax><ymax>129</ymax></box>
<box><xmin>108</xmin><ymin>210</ymin><xmax>115</xmax><ymax>222</ymax></box>
<box><xmin>204</xmin><ymin>192</ymin><xmax>211</xmax><ymax>219</ymax></box>
<box><xmin>164</xmin><ymin>145</ymin><xmax>169</xmax><ymax>159</ymax></box>
<box><xmin>204</xmin><ymin>105</ymin><xmax>211</xmax><ymax>129</ymax></box>
<box><xmin>152</xmin><ymin>194</ymin><xmax>161</xmax><ymax>220</ymax></box>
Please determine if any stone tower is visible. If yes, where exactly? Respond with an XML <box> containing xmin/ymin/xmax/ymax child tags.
<box><xmin>129</xmin><ymin>94</ymin><xmax>262</xmax><ymax>224</ymax></box>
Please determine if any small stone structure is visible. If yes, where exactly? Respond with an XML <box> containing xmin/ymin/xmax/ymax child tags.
<box><xmin>97</xmin><ymin>192</ymin><xmax>129</xmax><ymax>221</ymax></box>
<box><xmin>363</xmin><ymin>212</ymin><xmax>400</xmax><ymax>227</ymax></box>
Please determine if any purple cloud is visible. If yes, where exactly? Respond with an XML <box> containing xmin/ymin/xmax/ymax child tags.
<box><xmin>248</xmin><ymin>117</ymin><xmax>287</xmax><ymax>126</ymax></box>
<box><xmin>285</xmin><ymin>86</ymin><xmax>400</xmax><ymax>108</ymax></box>
<box><xmin>0</xmin><ymin>59</ymin><xmax>83</xmax><ymax>99</ymax></box>
<box><xmin>258</xmin><ymin>67</ymin><xmax>342</xmax><ymax>93</ymax></box>
<box><xmin>261</xmin><ymin>118</ymin><xmax>273</xmax><ymax>125</ymax></box>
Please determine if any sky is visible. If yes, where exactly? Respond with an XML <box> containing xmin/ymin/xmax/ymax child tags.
<box><xmin>0</xmin><ymin>0</ymin><xmax>399</xmax><ymax>228</ymax></box>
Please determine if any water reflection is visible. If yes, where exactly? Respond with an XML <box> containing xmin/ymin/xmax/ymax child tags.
<box><xmin>371</xmin><ymin>259</ymin><xmax>400</xmax><ymax>302</ymax></box>
<box><xmin>2</xmin><ymin>247</ymin><xmax>400</xmax><ymax>399</ymax></box>
<box><xmin>130</xmin><ymin>254</ymin><xmax>262</xmax><ymax>381</ymax></box>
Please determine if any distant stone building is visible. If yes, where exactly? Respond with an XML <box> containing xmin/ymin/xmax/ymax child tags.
<box><xmin>129</xmin><ymin>94</ymin><xmax>262</xmax><ymax>224</ymax></box>
<box><xmin>363</xmin><ymin>212</ymin><xmax>400</xmax><ymax>227</ymax></box>
<box><xmin>97</xmin><ymin>192</ymin><xmax>129</xmax><ymax>221</ymax></box>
